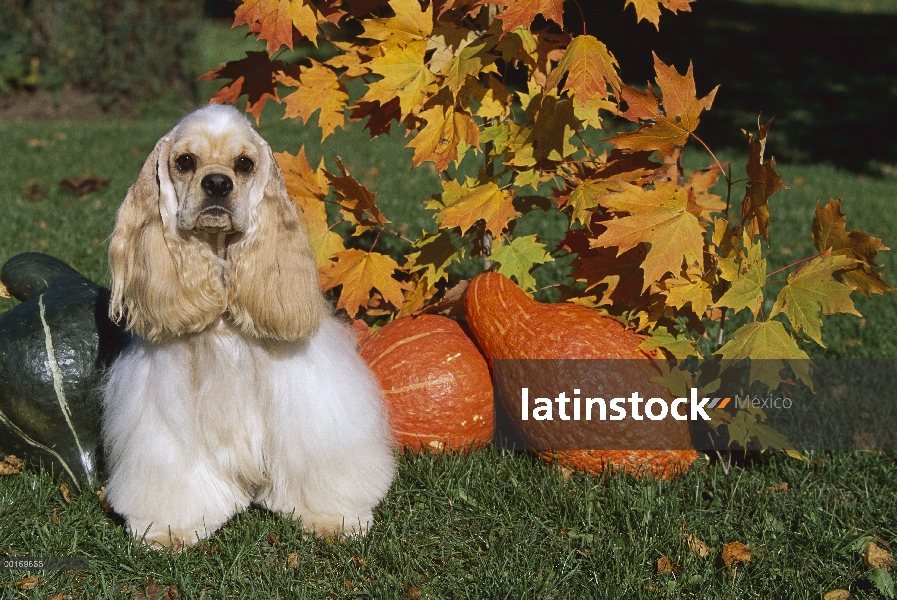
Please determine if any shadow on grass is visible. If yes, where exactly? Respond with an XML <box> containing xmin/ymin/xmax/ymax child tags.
<box><xmin>579</xmin><ymin>0</ymin><xmax>897</xmax><ymax>172</ymax></box>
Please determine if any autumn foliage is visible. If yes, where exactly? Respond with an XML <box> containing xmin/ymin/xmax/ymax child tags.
<box><xmin>204</xmin><ymin>0</ymin><xmax>893</xmax><ymax>453</ymax></box>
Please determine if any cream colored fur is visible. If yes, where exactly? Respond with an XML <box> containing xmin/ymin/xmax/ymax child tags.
<box><xmin>103</xmin><ymin>104</ymin><xmax>395</xmax><ymax>549</ymax></box>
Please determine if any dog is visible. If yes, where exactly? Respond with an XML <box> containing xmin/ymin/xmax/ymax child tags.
<box><xmin>102</xmin><ymin>104</ymin><xmax>395</xmax><ymax>549</ymax></box>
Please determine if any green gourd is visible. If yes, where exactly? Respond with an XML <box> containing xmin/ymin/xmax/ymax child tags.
<box><xmin>0</xmin><ymin>253</ymin><xmax>126</xmax><ymax>489</ymax></box>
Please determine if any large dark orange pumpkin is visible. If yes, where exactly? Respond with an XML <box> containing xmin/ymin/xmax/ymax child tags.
<box><xmin>359</xmin><ymin>314</ymin><xmax>493</xmax><ymax>452</ymax></box>
<box><xmin>465</xmin><ymin>272</ymin><xmax>696</xmax><ymax>479</ymax></box>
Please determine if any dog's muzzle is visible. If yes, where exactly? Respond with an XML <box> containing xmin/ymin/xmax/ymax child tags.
<box><xmin>196</xmin><ymin>173</ymin><xmax>235</xmax><ymax>233</ymax></box>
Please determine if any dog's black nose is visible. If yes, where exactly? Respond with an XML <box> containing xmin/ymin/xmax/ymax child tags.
<box><xmin>201</xmin><ymin>173</ymin><xmax>233</xmax><ymax>198</ymax></box>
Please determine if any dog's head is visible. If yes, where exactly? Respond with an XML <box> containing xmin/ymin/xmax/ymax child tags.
<box><xmin>109</xmin><ymin>104</ymin><xmax>325</xmax><ymax>342</ymax></box>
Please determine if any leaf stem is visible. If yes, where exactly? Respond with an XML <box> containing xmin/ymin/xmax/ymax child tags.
<box><xmin>571</xmin><ymin>0</ymin><xmax>588</xmax><ymax>36</ymax></box>
<box><xmin>689</xmin><ymin>131</ymin><xmax>730</xmax><ymax>186</ymax></box>
<box><xmin>765</xmin><ymin>253</ymin><xmax>821</xmax><ymax>279</ymax></box>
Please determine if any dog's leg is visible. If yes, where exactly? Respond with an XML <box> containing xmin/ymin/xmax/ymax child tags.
<box><xmin>256</xmin><ymin>318</ymin><xmax>396</xmax><ymax>537</ymax></box>
<box><xmin>102</xmin><ymin>338</ymin><xmax>252</xmax><ymax>549</ymax></box>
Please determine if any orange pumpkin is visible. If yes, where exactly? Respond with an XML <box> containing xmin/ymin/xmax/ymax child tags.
<box><xmin>359</xmin><ymin>314</ymin><xmax>493</xmax><ymax>452</ymax></box>
<box><xmin>465</xmin><ymin>272</ymin><xmax>696</xmax><ymax>479</ymax></box>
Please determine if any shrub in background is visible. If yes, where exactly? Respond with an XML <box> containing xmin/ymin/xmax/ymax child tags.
<box><xmin>0</xmin><ymin>0</ymin><xmax>202</xmax><ymax>111</ymax></box>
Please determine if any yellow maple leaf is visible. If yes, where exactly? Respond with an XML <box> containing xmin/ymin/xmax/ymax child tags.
<box><xmin>359</xmin><ymin>41</ymin><xmax>436</xmax><ymax>118</ymax></box>
<box><xmin>319</xmin><ymin>249</ymin><xmax>408</xmax><ymax>317</ymax></box>
<box><xmin>277</xmin><ymin>61</ymin><xmax>347</xmax><ymax>141</ymax></box>
<box><xmin>406</xmin><ymin>106</ymin><xmax>480</xmax><ymax>171</ymax></box>
<box><xmin>359</xmin><ymin>0</ymin><xmax>432</xmax><ymax>47</ymax></box>
<box><xmin>435</xmin><ymin>181</ymin><xmax>518</xmax><ymax>238</ymax></box>
<box><xmin>591</xmin><ymin>181</ymin><xmax>706</xmax><ymax>290</ymax></box>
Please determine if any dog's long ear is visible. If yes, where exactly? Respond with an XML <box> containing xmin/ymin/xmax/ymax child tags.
<box><xmin>226</xmin><ymin>140</ymin><xmax>326</xmax><ymax>341</ymax></box>
<box><xmin>108</xmin><ymin>135</ymin><xmax>226</xmax><ymax>341</ymax></box>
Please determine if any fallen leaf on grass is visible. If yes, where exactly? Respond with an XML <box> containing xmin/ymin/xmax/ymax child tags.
<box><xmin>823</xmin><ymin>590</ymin><xmax>850</xmax><ymax>600</ymax></box>
<box><xmin>59</xmin><ymin>482</ymin><xmax>71</xmax><ymax>503</ymax></box>
<box><xmin>286</xmin><ymin>552</ymin><xmax>301</xmax><ymax>568</ymax></box>
<box><xmin>864</xmin><ymin>542</ymin><xmax>893</xmax><ymax>571</ymax></box>
<box><xmin>720</xmin><ymin>541</ymin><xmax>751</xmax><ymax>576</ymax></box>
<box><xmin>0</xmin><ymin>455</ymin><xmax>22</xmax><ymax>475</ymax></box>
<box><xmin>0</xmin><ymin>281</ymin><xmax>8</xmax><ymax>299</ymax></box>
<box><xmin>26</xmin><ymin>180</ymin><xmax>46</xmax><ymax>200</ymax></box>
<box><xmin>765</xmin><ymin>482</ymin><xmax>789</xmax><ymax>493</ymax></box>
<box><xmin>59</xmin><ymin>176</ymin><xmax>108</xmax><ymax>195</ymax></box>
<box><xmin>135</xmin><ymin>577</ymin><xmax>178</xmax><ymax>600</ymax></box>
<box><xmin>684</xmin><ymin>534</ymin><xmax>711</xmax><ymax>558</ymax></box>
<box><xmin>50</xmin><ymin>508</ymin><xmax>60</xmax><ymax>525</ymax></box>
<box><xmin>16</xmin><ymin>575</ymin><xmax>41</xmax><ymax>590</ymax></box>
<box><xmin>656</xmin><ymin>556</ymin><xmax>682</xmax><ymax>575</ymax></box>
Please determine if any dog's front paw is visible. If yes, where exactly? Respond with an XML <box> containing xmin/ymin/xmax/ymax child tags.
<box><xmin>298</xmin><ymin>512</ymin><xmax>373</xmax><ymax>539</ymax></box>
<box><xmin>129</xmin><ymin>523</ymin><xmax>204</xmax><ymax>552</ymax></box>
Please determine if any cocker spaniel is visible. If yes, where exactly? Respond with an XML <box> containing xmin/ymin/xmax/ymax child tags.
<box><xmin>103</xmin><ymin>104</ymin><xmax>395</xmax><ymax>549</ymax></box>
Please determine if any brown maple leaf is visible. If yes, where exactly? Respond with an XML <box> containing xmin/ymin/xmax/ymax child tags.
<box><xmin>199</xmin><ymin>52</ymin><xmax>286</xmax><ymax>123</ymax></box>
<box><xmin>564</xmin><ymin>227</ymin><xmax>646</xmax><ymax>306</ymax></box>
<box><xmin>606</xmin><ymin>53</ymin><xmax>718</xmax><ymax>157</ymax></box>
<box><xmin>349</xmin><ymin>98</ymin><xmax>402</xmax><ymax>137</ymax></box>
<box><xmin>813</xmin><ymin>197</ymin><xmax>895</xmax><ymax>296</ymax></box>
<box><xmin>741</xmin><ymin>118</ymin><xmax>787</xmax><ymax>241</ymax></box>
<box><xmin>325</xmin><ymin>159</ymin><xmax>390</xmax><ymax>234</ymax></box>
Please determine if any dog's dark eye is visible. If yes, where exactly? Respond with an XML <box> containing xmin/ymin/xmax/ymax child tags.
<box><xmin>234</xmin><ymin>156</ymin><xmax>254</xmax><ymax>175</ymax></box>
<box><xmin>175</xmin><ymin>154</ymin><xmax>196</xmax><ymax>172</ymax></box>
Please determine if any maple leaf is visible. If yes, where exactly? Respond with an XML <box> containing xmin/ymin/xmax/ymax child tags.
<box><xmin>359</xmin><ymin>41</ymin><xmax>436</xmax><ymax>118</ymax></box>
<box><xmin>625</xmin><ymin>0</ymin><xmax>694</xmax><ymax>30</ymax></box>
<box><xmin>606</xmin><ymin>54</ymin><xmax>718</xmax><ymax>157</ymax></box>
<box><xmin>440</xmin><ymin>40</ymin><xmax>497</xmax><ymax>98</ymax></box>
<box><xmin>663</xmin><ymin>276</ymin><xmax>712</xmax><ymax>312</ymax></box>
<box><xmin>544</xmin><ymin>35</ymin><xmax>622</xmax><ymax>104</ymax></box>
<box><xmin>487</xmin><ymin>235</ymin><xmax>552</xmax><ymax>292</ymax></box>
<box><xmin>521</xmin><ymin>93</ymin><xmax>580</xmax><ymax>163</ymax></box>
<box><xmin>359</xmin><ymin>0</ymin><xmax>432</xmax><ymax>47</ymax></box>
<box><xmin>199</xmin><ymin>52</ymin><xmax>285</xmax><ymax>123</ymax></box>
<box><xmin>234</xmin><ymin>0</ymin><xmax>322</xmax><ymax>52</ymax></box>
<box><xmin>590</xmin><ymin>181</ymin><xmax>706</xmax><ymax>290</ymax></box>
<box><xmin>716</xmin><ymin>320</ymin><xmax>812</xmax><ymax>391</ymax></box>
<box><xmin>741</xmin><ymin>118</ymin><xmax>787</xmax><ymax>241</ymax></box>
<box><xmin>435</xmin><ymin>181</ymin><xmax>517</xmax><ymax>238</ymax></box>
<box><xmin>319</xmin><ymin>249</ymin><xmax>408</xmax><ymax>317</ymax></box>
<box><xmin>639</xmin><ymin>327</ymin><xmax>699</xmax><ymax>360</ymax></box>
<box><xmin>276</xmin><ymin>61</ymin><xmax>348</xmax><ymax>140</ymax></box>
<box><xmin>349</xmin><ymin>98</ymin><xmax>402</xmax><ymax>138</ymax></box>
<box><xmin>325</xmin><ymin>159</ymin><xmax>390</xmax><ymax>234</ymax></box>
<box><xmin>768</xmin><ymin>251</ymin><xmax>861</xmax><ymax>347</ymax></box>
<box><xmin>481</xmin><ymin>0</ymin><xmax>564</xmax><ymax>34</ymax></box>
<box><xmin>812</xmin><ymin>197</ymin><xmax>895</xmax><ymax>297</ymax></box>
<box><xmin>275</xmin><ymin>147</ymin><xmax>344</xmax><ymax>267</ymax></box>
<box><xmin>406</xmin><ymin>230</ymin><xmax>461</xmax><ymax>283</ymax></box>
<box><xmin>716</xmin><ymin>238</ymin><xmax>766</xmax><ymax>319</ymax></box>
<box><xmin>406</xmin><ymin>106</ymin><xmax>480</xmax><ymax>171</ymax></box>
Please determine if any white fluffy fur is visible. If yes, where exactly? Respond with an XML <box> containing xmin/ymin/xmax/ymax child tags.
<box><xmin>102</xmin><ymin>104</ymin><xmax>395</xmax><ymax>549</ymax></box>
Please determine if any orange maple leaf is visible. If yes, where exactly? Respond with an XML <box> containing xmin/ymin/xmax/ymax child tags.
<box><xmin>319</xmin><ymin>249</ymin><xmax>408</xmax><ymax>317</ymax></box>
<box><xmin>544</xmin><ymin>35</ymin><xmax>622</xmax><ymax>104</ymax></box>
<box><xmin>276</xmin><ymin>61</ymin><xmax>348</xmax><ymax>141</ymax></box>
<box><xmin>275</xmin><ymin>147</ymin><xmax>344</xmax><ymax>268</ymax></box>
<box><xmin>625</xmin><ymin>0</ymin><xmax>694</xmax><ymax>29</ymax></box>
<box><xmin>359</xmin><ymin>0</ymin><xmax>432</xmax><ymax>46</ymax></box>
<box><xmin>234</xmin><ymin>0</ymin><xmax>322</xmax><ymax>52</ymax></box>
<box><xmin>606</xmin><ymin>53</ymin><xmax>718</xmax><ymax>157</ymax></box>
<box><xmin>406</xmin><ymin>106</ymin><xmax>480</xmax><ymax>171</ymax></box>
<box><xmin>479</xmin><ymin>0</ymin><xmax>564</xmax><ymax>34</ymax></box>
<box><xmin>590</xmin><ymin>181</ymin><xmax>706</xmax><ymax>289</ymax></box>
<box><xmin>199</xmin><ymin>52</ymin><xmax>285</xmax><ymax>123</ymax></box>
<box><xmin>741</xmin><ymin>118</ymin><xmax>787</xmax><ymax>241</ymax></box>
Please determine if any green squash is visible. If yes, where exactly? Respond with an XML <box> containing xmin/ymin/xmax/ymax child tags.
<box><xmin>0</xmin><ymin>253</ymin><xmax>126</xmax><ymax>489</ymax></box>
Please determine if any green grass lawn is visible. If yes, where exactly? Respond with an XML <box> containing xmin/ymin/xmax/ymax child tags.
<box><xmin>2</xmin><ymin>2</ymin><xmax>897</xmax><ymax>598</ymax></box>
